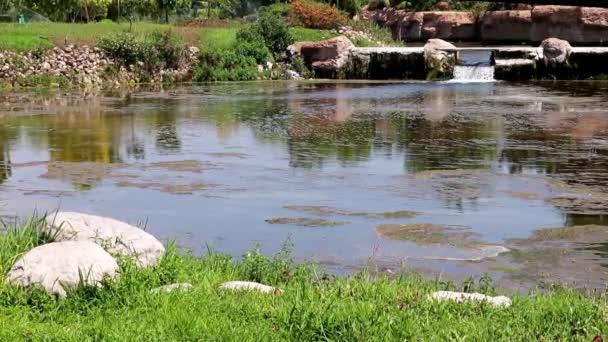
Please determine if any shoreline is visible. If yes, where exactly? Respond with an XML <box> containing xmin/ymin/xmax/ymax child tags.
<box><xmin>0</xmin><ymin>215</ymin><xmax>606</xmax><ymax>339</ymax></box>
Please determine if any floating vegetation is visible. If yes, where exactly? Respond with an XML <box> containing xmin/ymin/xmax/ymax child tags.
<box><xmin>525</xmin><ymin>225</ymin><xmax>608</xmax><ymax>242</ymax></box>
<box><xmin>502</xmin><ymin>191</ymin><xmax>544</xmax><ymax>200</ymax></box>
<box><xmin>265</xmin><ymin>217</ymin><xmax>348</xmax><ymax>227</ymax></box>
<box><xmin>284</xmin><ymin>205</ymin><xmax>418</xmax><ymax>219</ymax></box>
<box><xmin>42</xmin><ymin>162</ymin><xmax>124</xmax><ymax>189</ymax></box>
<box><xmin>150</xmin><ymin>160</ymin><xmax>203</xmax><ymax>173</ymax></box>
<box><xmin>115</xmin><ymin>180</ymin><xmax>207</xmax><ymax>195</ymax></box>
<box><xmin>375</xmin><ymin>223</ymin><xmax>478</xmax><ymax>247</ymax></box>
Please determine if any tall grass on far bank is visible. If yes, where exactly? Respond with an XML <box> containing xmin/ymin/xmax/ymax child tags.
<box><xmin>0</xmin><ymin>21</ymin><xmax>201</xmax><ymax>52</ymax></box>
<box><xmin>0</xmin><ymin>216</ymin><xmax>606</xmax><ymax>340</ymax></box>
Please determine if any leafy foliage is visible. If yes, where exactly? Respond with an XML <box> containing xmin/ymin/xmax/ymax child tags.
<box><xmin>237</xmin><ymin>7</ymin><xmax>293</xmax><ymax>57</ymax></box>
<box><xmin>289</xmin><ymin>0</ymin><xmax>347</xmax><ymax>30</ymax></box>
<box><xmin>98</xmin><ymin>29</ymin><xmax>187</xmax><ymax>76</ymax></box>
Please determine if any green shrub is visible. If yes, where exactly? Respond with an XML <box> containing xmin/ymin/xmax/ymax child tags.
<box><xmin>146</xmin><ymin>30</ymin><xmax>186</xmax><ymax>70</ymax></box>
<box><xmin>234</xmin><ymin>40</ymin><xmax>271</xmax><ymax>64</ymax></box>
<box><xmin>238</xmin><ymin>8</ymin><xmax>293</xmax><ymax>57</ymax></box>
<box><xmin>98</xmin><ymin>32</ymin><xmax>146</xmax><ymax>66</ymax></box>
<box><xmin>98</xmin><ymin>30</ymin><xmax>187</xmax><ymax>74</ymax></box>
<box><xmin>193</xmin><ymin>50</ymin><xmax>259</xmax><ymax>81</ymax></box>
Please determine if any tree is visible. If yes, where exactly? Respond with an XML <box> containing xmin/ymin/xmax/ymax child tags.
<box><xmin>156</xmin><ymin>0</ymin><xmax>176</xmax><ymax>23</ymax></box>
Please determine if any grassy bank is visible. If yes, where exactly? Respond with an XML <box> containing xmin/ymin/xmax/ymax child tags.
<box><xmin>0</xmin><ymin>22</ymin><xmax>339</xmax><ymax>53</ymax></box>
<box><xmin>0</xmin><ymin>218</ymin><xmax>606</xmax><ymax>340</ymax></box>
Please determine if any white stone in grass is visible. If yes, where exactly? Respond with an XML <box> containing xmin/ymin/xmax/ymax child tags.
<box><xmin>6</xmin><ymin>241</ymin><xmax>118</xmax><ymax>297</ymax></box>
<box><xmin>219</xmin><ymin>281</ymin><xmax>280</xmax><ymax>294</ymax></box>
<box><xmin>45</xmin><ymin>212</ymin><xmax>165</xmax><ymax>268</ymax></box>
<box><xmin>430</xmin><ymin>291</ymin><xmax>512</xmax><ymax>308</ymax></box>
<box><xmin>151</xmin><ymin>282</ymin><xmax>193</xmax><ymax>294</ymax></box>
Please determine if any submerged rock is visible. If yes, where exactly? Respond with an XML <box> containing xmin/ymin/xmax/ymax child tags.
<box><xmin>219</xmin><ymin>281</ymin><xmax>281</xmax><ymax>294</ymax></box>
<box><xmin>45</xmin><ymin>212</ymin><xmax>165</xmax><ymax>267</ymax></box>
<box><xmin>151</xmin><ymin>282</ymin><xmax>193</xmax><ymax>294</ymax></box>
<box><xmin>423</xmin><ymin>39</ymin><xmax>456</xmax><ymax>79</ymax></box>
<box><xmin>430</xmin><ymin>291</ymin><xmax>512</xmax><ymax>308</ymax></box>
<box><xmin>6</xmin><ymin>241</ymin><xmax>118</xmax><ymax>297</ymax></box>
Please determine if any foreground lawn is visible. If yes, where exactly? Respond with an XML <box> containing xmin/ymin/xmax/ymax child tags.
<box><xmin>0</xmin><ymin>218</ymin><xmax>606</xmax><ymax>340</ymax></box>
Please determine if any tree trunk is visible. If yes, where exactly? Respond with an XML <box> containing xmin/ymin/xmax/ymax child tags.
<box><xmin>165</xmin><ymin>8</ymin><xmax>169</xmax><ymax>23</ymax></box>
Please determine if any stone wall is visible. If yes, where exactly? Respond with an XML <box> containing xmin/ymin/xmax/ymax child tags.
<box><xmin>363</xmin><ymin>6</ymin><xmax>608</xmax><ymax>44</ymax></box>
<box><xmin>0</xmin><ymin>45</ymin><xmax>199</xmax><ymax>88</ymax></box>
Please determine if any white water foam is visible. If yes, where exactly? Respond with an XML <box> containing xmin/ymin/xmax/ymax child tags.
<box><xmin>450</xmin><ymin>65</ymin><xmax>496</xmax><ymax>83</ymax></box>
<box><xmin>448</xmin><ymin>49</ymin><xmax>496</xmax><ymax>83</ymax></box>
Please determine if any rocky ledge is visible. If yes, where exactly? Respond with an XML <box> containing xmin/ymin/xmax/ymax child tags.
<box><xmin>288</xmin><ymin>36</ymin><xmax>608</xmax><ymax>81</ymax></box>
<box><xmin>363</xmin><ymin>5</ymin><xmax>608</xmax><ymax>44</ymax></box>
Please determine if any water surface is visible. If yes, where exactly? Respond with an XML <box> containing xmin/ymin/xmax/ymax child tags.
<box><xmin>2</xmin><ymin>81</ymin><xmax>608</xmax><ymax>289</ymax></box>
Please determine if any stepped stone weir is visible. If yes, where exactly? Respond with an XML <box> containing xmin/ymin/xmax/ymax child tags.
<box><xmin>339</xmin><ymin>46</ymin><xmax>608</xmax><ymax>81</ymax></box>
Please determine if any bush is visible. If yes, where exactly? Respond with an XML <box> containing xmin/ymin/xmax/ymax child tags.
<box><xmin>289</xmin><ymin>0</ymin><xmax>347</xmax><ymax>30</ymax></box>
<box><xmin>98</xmin><ymin>32</ymin><xmax>146</xmax><ymax>66</ymax></box>
<box><xmin>145</xmin><ymin>30</ymin><xmax>187</xmax><ymax>70</ymax></box>
<box><xmin>98</xmin><ymin>30</ymin><xmax>186</xmax><ymax>70</ymax></box>
<box><xmin>234</xmin><ymin>40</ymin><xmax>271</xmax><ymax>64</ymax></box>
<box><xmin>237</xmin><ymin>8</ymin><xmax>293</xmax><ymax>57</ymax></box>
<box><xmin>193</xmin><ymin>50</ymin><xmax>259</xmax><ymax>81</ymax></box>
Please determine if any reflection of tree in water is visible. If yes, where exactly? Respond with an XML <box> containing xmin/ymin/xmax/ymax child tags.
<box><xmin>0</xmin><ymin>147</ymin><xmax>11</xmax><ymax>185</ymax></box>
<box><xmin>390</xmin><ymin>115</ymin><xmax>501</xmax><ymax>173</ymax></box>
<box><xmin>154</xmin><ymin>111</ymin><xmax>181</xmax><ymax>152</ymax></box>
<box><xmin>285</xmin><ymin>89</ymin><xmax>375</xmax><ymax>168</ymax></box>
<box><xmin>0</xmin><ymin>124</ymin><xmax>20</xmax><ymax>185</ymax></box>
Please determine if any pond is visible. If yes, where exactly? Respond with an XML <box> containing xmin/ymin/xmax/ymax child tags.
<box><xmin>1</xmin><ymin>81</ymin><xmax>608</xmax><ymax>289</ymax></box>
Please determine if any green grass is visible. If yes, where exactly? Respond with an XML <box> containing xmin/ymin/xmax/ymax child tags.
<box><xmin>198</xmin><ymin>26</ymin><xmax>241</xmax><ymax>52</ymax></box>
<box><xmin>289</xmin><ymin>27</ymin><xmax>337</xmax><ymax>42</ymax></box>
<box><xmin>0</xmin><ymin>22</ymin><xmax>200</xmax><ymax>52</ymax></box>
<box><xmin>0</xmin><ymin>217</ymin><xmax>606</xmax><ymax>340</ymax></box>
<box><xmin>0</xmin><ymin>22</ymin><xmax>338</xmax><ymax>53</ymax></box>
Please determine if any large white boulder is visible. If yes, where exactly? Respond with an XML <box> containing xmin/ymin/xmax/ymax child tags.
<box><xmin>423</xmin><ymin>38</ymin><xmax>457</xmax><ymax>77</ymax></box>
<box><xmin>6</xmin><ymin>241</ymin><xmax>118</xmax><ymax>297</ymax></box>
<box><xmin>219</xmin><ymin>281</ymin><xmax>281</xmax><ymax>294</ymax></box>
<box><xmin>430</xmin><ymin>291</ymin><xmax>512</xmax><ymax>308</ymax></box>
<box><xmin>45</xmin><ymin>212</ymin><xmax>165</xmax><ymax>267</ymax></box>
<box><xmin>540</xmin><ymin>38</ymin><xmax>572</xmax><ymax>66</ymax></box>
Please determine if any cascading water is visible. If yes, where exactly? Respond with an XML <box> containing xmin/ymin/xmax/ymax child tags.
<box><xmin>450</xmin><ymin>50</ymin><xmax>495</xmax><ymax>83</ymax></box>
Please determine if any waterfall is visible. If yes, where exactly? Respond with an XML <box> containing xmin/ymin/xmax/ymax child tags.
<box><xmin>449</xmin><ymin>50</ymin><xmax>495</xmax><ymax>83</ymax></box>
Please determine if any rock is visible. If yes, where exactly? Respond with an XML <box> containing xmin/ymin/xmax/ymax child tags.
<box><xmin>421</xmin><ymin>12</ymin><xmax>476</xmax><ymax>40</ymax></box>
<box><xmin>290</xmin><ymin>36</ymin><xmax>354</xmax><ymax>78</ymax></box>
<box><xmin>481</xmin><ymin>10</ymin><xmax>532</xmax><ymax>43</ymax></box>
<box><xmin>219</xmin><ymin>281</ymin><xmax>281</xmax><ymax>294</ymax></box>
<box><xmin>367</xmin><ymin>0</ymin><xmax>389</xmax><ymax>11</ymax></box>
<box><xmin>541</xmin><ymin>38</ymin><xmax>572</xmax><ymax>66</ymax></box>
<box><xmin>531</xmin><ymin>6</ymin><xmax>608</xmax><ymax>44</ymax></box>
<box><xmin>514</xmin><ymin>3</ymin><xmax>532</xmax><ymax>10</ymax></box>
<box><xmin>363</xmin><ymin>9</ymin><xmax>475</xmax><ymax>41</ymax></box>
<box><xmin>286</xmin><ymin>70</ymin><xmax>303</xmax><ymax>80</ymax></box>
<box><xmin>423</xmin><ymin>38</ymin><xmax>456</xmax><ymax>77</ymax></box>
<box><xmin>297</xmin><ymin>36</ymin><xmax>354</xmax><ymax>66</ymax></box>
<box><xmin>151</xmin><ymin>282</ymin><xmax>193</xmax><ymax>294</ymax></box>
<box><xmin>45</xmin><ymin>212</ymin><xmax>165</xmax><ymax>267</ymax></box>
<box><xmin>6</xmin><ymin>241</ymin><xmax>118</xmax><ymax>297</ymax></box>
<box><xmin>430</xmin><ymin>291</ymin><xmax>512</xmax><ymax>308</ymax></box>
<box><xmin>41</xmin><ymin>62</ymin><xmax>51</xmax><ymax>70</ymax></box>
